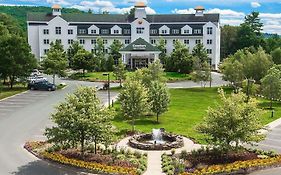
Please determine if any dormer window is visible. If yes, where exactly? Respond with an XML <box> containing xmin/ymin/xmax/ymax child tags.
<box><xmin>114</xmin><ymin>30</ymin><xmax>120</xmax><ymax>34</ymax></box>
<box><xmin>79</xmin><ymin>29</ymin><xmax>87</xmax><ymax>34</ymax></box>
<box><xmin>194</xmin><ymin>29</ymin><xmax>202</xmax><ymax>34</ymax></box>
<box><xmin>91</xmin><ymin>30</ymin><xmax>97</xmax><ymax>34</ymax></box>
<box><xmin>183</xmin><ymin>29</ymin><xmax>190</xmax><ymax>34</ymax></box>
<box><xmin>161</xmin><ymin>30</ymin><xmax>167</xmax><ymax>34</ymax></box>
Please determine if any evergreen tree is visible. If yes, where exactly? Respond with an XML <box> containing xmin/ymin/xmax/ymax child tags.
<box><xmin>271</xmin><ymin>47</ymin><xmax>281</xmax><ymax>65</ymax></box>
<box><xmin>94</xmin><ymin>37</ymin><xmax>106</xmax><ymax>71</ymax></box>
<box><xmin>156</xmin><ymin>38</ymin><xmax>167</xmax><ymax>66</ymax></box>
<box><xmin>67</xmin><ymin>41</ymin><xmax>83</xmax><ymax>68</ymax></box>
<box><xmin>192</xmin><ymin>43</ymin><xmax>209</xmax><ymax>63</ymax></box>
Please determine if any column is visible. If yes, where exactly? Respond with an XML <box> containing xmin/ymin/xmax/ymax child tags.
<box><xmin>154</xmin><ymin>53</ymin><xmax>159</xmax><ymax>61</ymax></box>
<box><xmin>122</xmin><ymin>53</ymin><xmax>126</xmax><ymax>64</ymax></box>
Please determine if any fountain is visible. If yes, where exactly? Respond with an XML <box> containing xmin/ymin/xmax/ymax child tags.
<box><xmin>128</xmin><ymin>129</ymin><xmax>184</xmax><ymax>150</ymax></box>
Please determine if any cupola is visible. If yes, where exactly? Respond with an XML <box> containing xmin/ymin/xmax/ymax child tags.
<box><xmin>194</xmin><ymin>6</ymin><xmax>205</xmax><ymax>17</ymax></box>
<box><xmin>52</xmin><ymin>4</ymin><xmax>62</xmax><ymax>16</ymax></box>
<box><xmin>134</xmin><ymin>2</ymin><xmax>147</xmax><ymax>19</ymax></box>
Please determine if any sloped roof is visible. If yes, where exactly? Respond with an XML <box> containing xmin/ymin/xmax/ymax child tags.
<box><xmin>120</xmin><ymin>38</ymin><xmax>160</xmax><ymax>52</ymax></box>
<box><xmin>27</xmin><ymin>12</ymin><xmax>219</xmax><ymax>23</ymax></box>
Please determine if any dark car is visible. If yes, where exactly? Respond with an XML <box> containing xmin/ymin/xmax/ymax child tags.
<box><xmin>28</xmin><ymin>80</ymin><xmax>56</xmax><ymax>91</ymax></box>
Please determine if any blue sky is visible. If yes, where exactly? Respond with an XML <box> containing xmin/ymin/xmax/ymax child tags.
<box><xmin>0</xmin><ymin>0</ymin><xmax>281</xmax><ymax>34</ymax></box>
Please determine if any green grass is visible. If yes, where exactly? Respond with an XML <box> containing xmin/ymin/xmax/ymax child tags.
<box><xmin>70</xmin><ymin>71</ymin><xmax>191</xmax><ymax>82</ymax></box>
<box><xmin>112</xmin><ymin>87</ymin><xmax>281</xmax><ymax>143</ymax></box>
<box><xmin>0</xmin><ymin>84</ymin><xmax>27</xmax><ymax>100</ymax></box>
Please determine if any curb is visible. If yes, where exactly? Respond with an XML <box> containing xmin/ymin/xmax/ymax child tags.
<box><xmin>0</xmin><ymin>90</ymin><xmax>29</xmax><ymax>102</ymax></box>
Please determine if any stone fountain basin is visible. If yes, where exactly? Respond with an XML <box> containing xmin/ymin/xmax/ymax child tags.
<box><xmin>128</xmin><ymin>133</ymin><xmax>184</xmax><ymax>150</ymax></box>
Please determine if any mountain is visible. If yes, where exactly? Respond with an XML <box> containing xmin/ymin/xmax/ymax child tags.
<box><xmin>0</xmin><ymin>6</ymin><xmax>84</xmax><ymax>31</ymax></box>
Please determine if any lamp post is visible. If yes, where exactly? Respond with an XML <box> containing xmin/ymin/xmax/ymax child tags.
<box><xmin>103</xmin><ymin>73</ymin><xmax>110</xmax><ymax>108</ymax></box>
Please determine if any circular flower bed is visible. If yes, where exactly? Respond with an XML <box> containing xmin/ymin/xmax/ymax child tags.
<box><xmin>129</xmin><ymin>133</ymin><xmax>184</xmax><ymax>150</ymax></box>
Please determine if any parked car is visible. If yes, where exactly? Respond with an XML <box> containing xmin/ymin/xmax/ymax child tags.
<box><xmin>28</xmin><ymin>80</ymin><xmax>56</xmax><ymax>91</ymax></box>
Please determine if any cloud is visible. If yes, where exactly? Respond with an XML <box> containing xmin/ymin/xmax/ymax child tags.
<box><xmin>80</xmin><ymin>0</ymin><xmax>114</xmax><ymax>8</ymax></box>
<box><xmin>46</xmin><ymin>0</ymin><xmax>70</xmax><ymax>6</ymax></box>
<box><xmin>251</xmin><ymin>2</ymin><xmax>261</xmax><ymax>8</ymax></box>
<box><xmin>172</xmin><ymin>7</ymin><xmax>281</xmax><ymax>34</ymax></box>
<box><xmin>123</xmin><ymin>0</ymin><xmax>148</xmax><ymax>4</ymax></box>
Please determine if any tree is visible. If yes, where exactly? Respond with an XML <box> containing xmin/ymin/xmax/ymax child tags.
<box><xmin>0</xmin><ymin>34</ymin><xmax>37</xmax><ymax>88</ymax></box>
<box><xmin>119</xmin><ymin>79</ymin><xmax>149</xmax><ymax>132</ymax></box>
<box><xmin>72</xmin><ymin>48</ymin><xmax>94</xmax><ymax>76</ymax></box>
<box><xmin>87</xmin><ymin>8</ymin><xmax>93</xmax><ymax>14</ymax></box>
<box><xmin>41</xmin><ymin>40</ymin><xmax>68</xmax><ymax>85</ymax></box>
<box><xmin>192</xmin><ymin>58</ymin><xmax>211</xmax><ymax>87</ymax></box>
<box><xmin>149</xmin><ymin>81</ymin><xmax>170</xmax><ymax>123</ymax></box>
<box><xmin>261</xmin><ymin>66</ymin><xmax>281</xmax><ymax>109</ymax></box>
<box><xmin>0</xmin><ymin>13</ymin><xmax>23</xmax><ymax>36</ymax></box>
<box><xmin>45</xmin><ymin>87</ymin><xmax>113</xmax><ymax>156</ymax></box>
<box><xmin>94</xmin><ymin>37</ymin><xmax>106</xmax><ymax>71</ymax></box>
<box><xmin>67</xmin><ymin>41</ymin><xmax>83</xmax><ymax>68</ymax></box>
<box><xmin>167</xmin><ymin>40</ymin><xmax>193</xmax><ymax>73</ymax></box>
<box><xmin>192</xmin><ymin>43</ymin><xmax>209</xmax><ymax>63</ymax></box>
<box><xmin>156</xmin><ymin>37</ymin><xmax>167</xmax><ymax>66</ymax></box>
<box><xmin>113</xmin><ymin>58</ymin><xmax>127</xmax><ymax>87</ymax></box>
<box><xmin>271</xmin><ymin>47</ymin><xmax>281</xmax><ymax>65</ymax></box>
<box><xmin>109</xmin><ymin>40</ymin><xmax>123</xmax><ymax>63</ymax></box>
<box><xmin>220</xmin><ymin>25</ymin><xmax>239</xmax><ymax>60</ymax></box>
<box><xmin>221</xmin><ymin>55</ymin><xmax>244</xmax><ymax>91</ymax></box>
<box><xmin>196</xmin><ymin>89</ymin><xmax>265</xmax><ymax>153</ymax></box>
<box><xmin>244</xmin><ymin>12</ymin><xmax>263</xmax><ymax>36</ymax></box>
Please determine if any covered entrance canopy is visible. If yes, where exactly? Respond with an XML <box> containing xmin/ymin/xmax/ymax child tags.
<box><xmin>120</xmin><ymin>38</ymin><xmax>161</xmax><ymax>69</ymax></box>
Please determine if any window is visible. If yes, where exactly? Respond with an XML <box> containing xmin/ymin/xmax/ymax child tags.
<box><xmin>164</xmin><ymin>40</ymin><xmax>167</xmax><ymax>44</ymax></box>
<box><xmin>184</xmin><ymin>39</ymin><xmax>189</xmax><ymax>44</ymax></box>
<box><xmin>68</xmin><ymin>29</ymin><xmax>73</xmax><ymax>35</ymax></box>
<box><xmin>183</xmin><ymin>29</ymin><xmax>190</xmax><ymax>34</ymax></box>
<box><xmin>91</xmin><ymin>49</ymin><xmax>95</xmax><ymax>53</ymax></box>
<box><xmin>79</xmin><ymin>29</ymin><xmax>86</xmax><ymax>34</ymax></box>
<box><xmin>151</xmin><ymin>39</ymin><xmax>156</xmax><ymax>44</ymax></box>
<box><xmin>207</xmin><ymin>27</ymin><xmax>213</xmax><ymax>35</ymax></box>
<box><xmin>114</xmin><ymin>58</ymin><xmax>119</xmax><ymax>65</ymax></box>
<box><xmin>136</xmin><ymin>27</ymin><xmax>144</xmax><ymax>34</ymax></box>
<box><xmin>43</xmin><ymin>29</ymin><xmax>49</xmax><ymax>35</ymax></box>
<box><xmin>124</xmin><ymin>29</ymin><xmax>130</xmax><ymax>34</ymax></box>
<box><xmin>103</xmin><ymin>39</ymin><xmax>107</xmax><ymax>44</ymax></box>
<box><xmin>207</xmin><ymin>39</ymin><xmax>212</xmax><ymax>45</ymax></box>
<box><xmin>195</xmin><ymin>39</ymin><xmax>201</xmax><ymax>44</ymax></box>
<box><xmin>91</xmin><ymin>30</ymin><xmax>97</xmax><ymax>34</ymax></box>
<box><xmin>55</xmin><ymin>27</ymin><xmax>61</xmax><ymax>35</ymax></box>
<box><xmin>68</xmin><ymin>39</ymin><xmax>73</xmax><ymax>45</ymax></box>
<box><xmin>43</xmin><ymin>39</ymin><xmax>49</xmax><ymax>44</ymax></box>
<box><xmin>44</xmin><ymin>49</ymin><xmax>49</xmax><ymax>54</ymax></box>
<box><xmin>194</xmin><ymin>29</ymin><xmax>202</xmax><ymax>34</ymax></box>
<box><xmin>56</xmin><ymin>39</ymin><xmax>62</xmax><ymax>44</ymax></box>
<box><xmin>172</xmin><ymin>29</ymin><xmax>179</xmax><ymax>34</ymax></box>
<box><xmin>164</xmin><ymin>49</ymin><xmax>167</xmax><ymax>53</ymax></box>
<box><xmin>173</xmin><ymin>39</ymin><xmax>178</xmax><ymax>44</ymax></box>
<box><xmin>207</xmin><ymin>49</ymin><xmax>212</xmax><ymax>54</ymax></box>
<box><xmin>125</xmin><ymin>39</ymin><xmax>130</xmax><ymax>44</ymax></box>
<box><xmin>150</xmin><ymin>29</ymin><xmax>157</xmax><ymax>34</ymax></box>
<box><xmin>103</xmin><ymin>48</ymin><xmax>108</xmax><ymax>53</ymax></box>
<box><xmin>113</xmin><ymin>30</ymin><xmax>119</xmax><ymax>34</ymax></box>
<box><xmin>161</xmin><ymin>30</ymin><xmax>167</xmax><ymax>34</ymax></box>
<box><xmin>79</xmin><ymin>39</ymin><xmax>85</xmax><ymax>44</ymax></box>
<box><xmin>91</xmin><ymin>39</ymin><xmax>96</xmax><ymax>45</ymax></box>
<box><xmin>101</xmin><ymin>29</ymin><xmax>109</xmax><ymax>34</ymax></box>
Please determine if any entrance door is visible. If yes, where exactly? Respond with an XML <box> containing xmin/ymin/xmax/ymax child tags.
<box><xmin>134</xmin><ymin>58</ymin><xmax>148</xmax><ymax>69</ymax></box>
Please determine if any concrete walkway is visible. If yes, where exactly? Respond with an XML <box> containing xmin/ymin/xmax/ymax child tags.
<box><xmin>116</xmin><ymin>136</ymin><xmax>201</xmax><ymax>175</ymax></box>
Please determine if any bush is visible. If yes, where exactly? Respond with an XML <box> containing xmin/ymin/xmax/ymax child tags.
<box><xmin>167</xmin><ymin>170</ymin><xmax>174</xmax><ymax>175</ymax></box>
<box><xmin>171</xmin><ymin>148</ymin><xmax>176</xmax><ymax>156</ymax></box>
<box><xmin>134</xmin><ymin>151</ymin><xmax>142</xmax><ymax>159</ymax></box>
<box><xmin>180</xmin><ymin>150</ymin><xmax>188</xmax><ymax>159</ymax></box>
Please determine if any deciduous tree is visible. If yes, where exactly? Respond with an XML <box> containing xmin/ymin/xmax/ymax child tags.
<box><xmin>41</xmin><ymin>40</ymin><xmax>68</xmax><ymax>85</ymax></box>
<box><xmin>119</xmin><ymin>79</ymin><xmax>149</xmax><ymax>132</ymax></box>
<box><xmin>72</xmin><ymin>48</ymin><xmax>94</xmax><ymax>76</ymax></box>
<box><xmin>113</xmin><ymin>58</ymin><xmax>127</xmax><ymax>87</ymax></box>
<box><xmin>197</xmin><ymin>89</ymin><xmax>265</xmax><ymax>152</ymax></box>
<box><xmin>45</xmin><ymin>87</ymin><xmax>113</xmax><ymax>156</ymax></box>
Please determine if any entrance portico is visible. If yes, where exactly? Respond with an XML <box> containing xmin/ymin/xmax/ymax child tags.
<box><xmin>120</xmin><ymin>38</ymin><xmax>161</xmax><ymax>69</ymax></box>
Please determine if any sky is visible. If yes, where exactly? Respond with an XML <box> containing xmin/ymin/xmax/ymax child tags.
<box><xmin>0</xmin><ymin>0</ymin><xmax>281</xmax><ymax>34</ymax></box>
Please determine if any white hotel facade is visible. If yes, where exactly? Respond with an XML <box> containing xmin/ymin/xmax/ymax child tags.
<box><xmin>27</xmin><ymin>3</ymin><xmax>221</xmax><ymax>69</ymax></box>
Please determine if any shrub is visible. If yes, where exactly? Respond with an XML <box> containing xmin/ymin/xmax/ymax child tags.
<box><xmin>134</xmin><ymin>151</ymin><xmax>142</xmax><ymax>159</ymax></box>
<box><xmin>180</xmin><ymin>150</ymin><xmax>188</xmax><ymax>159</ymax></box>
<box><xmin>171</xmin><ymin>149</ymin><xmax>176</xmax><ymax>156</ymax></box>
<box><xmin>120</xmin><ymin>147</ymin><xmax>126</xmax><ymax>154</ymax></box>
<box><xmin>167</xmin><ymin>170</ymin><xmax>174</xmax><ymax>175</ymax></box>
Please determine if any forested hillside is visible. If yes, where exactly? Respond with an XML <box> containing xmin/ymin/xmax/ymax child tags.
<box><xmin>0</xmin><ymin>6</ymin><xmax>83</xmax><ymax>31</ymax></box>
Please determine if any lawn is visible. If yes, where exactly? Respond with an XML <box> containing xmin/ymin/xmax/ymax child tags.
<box><xmin>70</xmin><ymin>71</ymin><xmax>191</xmax><ymax>82</ymax></box>
<box><xmin>0</xmin><ymin>84</ymin><xmax>27</xmax><ymax>100</ymax></box>
<box><xmin>112</xmin><ymin>87</ymin><xmax>281</xmax><ymax>143</ymax></box>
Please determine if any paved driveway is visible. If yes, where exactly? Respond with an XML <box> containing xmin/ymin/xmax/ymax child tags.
<box><xmin>0</xmin><ymin>80</ymin><xmax>118</xmax><ymax>175</ymax></box>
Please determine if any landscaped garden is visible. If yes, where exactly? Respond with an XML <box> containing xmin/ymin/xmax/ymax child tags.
<box><xmin>113</xmin><ymin>87</ymin><xmax>281</xmax><ymax>143</ymax></box>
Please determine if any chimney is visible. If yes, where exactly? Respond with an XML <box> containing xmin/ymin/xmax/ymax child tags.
<box><xmin>194</xmin><ymin>6</ymin><xmax>205</xmax><ymax>17</ymax></box>
<box><xmin>52</xmin><ymin>4</ymin><xmax>62</xmax><ymax>16</ymax></box>
<box><xmin>134</xmin><ymin>2</ymin><xmax>147</xmax><ymax>19</ymax></box>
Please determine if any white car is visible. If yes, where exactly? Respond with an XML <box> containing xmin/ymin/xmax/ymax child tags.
<box><xmin>27</xmin><ymin>75</ymin><xmax>47</xmax><ymax>83</ymax></box>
